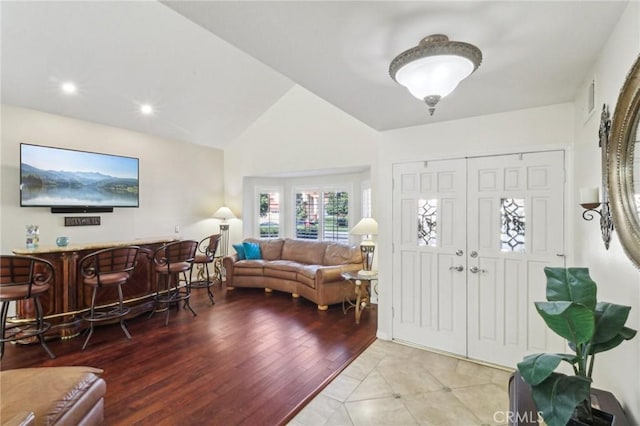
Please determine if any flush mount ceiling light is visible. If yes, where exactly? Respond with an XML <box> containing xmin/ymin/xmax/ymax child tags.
<box><xmin>140</xmin><ymin>104</ymin><xmax>154</xmax><ymax>115</ymax></box>
<box><xmin>389</xmin><ymin>34</ymin><xmax>482</xmax><ymax>115</ymax></box>
<box><xmin>61</xmin><ymin>82</ymin><xmax>77</xmax><ymax>94</ymax></box>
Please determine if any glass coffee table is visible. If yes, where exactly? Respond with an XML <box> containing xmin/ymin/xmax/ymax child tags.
<box><xmin>341</xmin><ymin>271</ymin><xmax>378</xmax><ymax>324</ymax></box>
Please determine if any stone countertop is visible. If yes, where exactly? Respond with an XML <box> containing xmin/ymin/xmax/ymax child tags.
<box><xmin>13</xmin><ymin>236</ymin><xmax>177</xmax><ymax>255</ymax></box>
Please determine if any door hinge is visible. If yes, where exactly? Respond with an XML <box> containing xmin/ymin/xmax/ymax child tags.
<box><xmin>392</xmin><ymin>307</ymin><xmax>395</xmax><ymax>318</ymax></box>
<box><xmin>392</xmin><ymin>243</ymin><xmax>395</xmax><ymax>253</ymax></box>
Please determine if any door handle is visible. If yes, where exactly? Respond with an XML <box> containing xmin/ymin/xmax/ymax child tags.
<box><xmin>449</xmin><ymin>265</ymin><xmax>464</xmax><ymax>272</ymax></box>
<box><xmin>470</xmin><ymin>266</ymin><xmax>486</xmax><ymax>274</ymax></box>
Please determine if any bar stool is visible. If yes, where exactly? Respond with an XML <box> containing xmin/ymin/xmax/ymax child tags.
<box><xmin>150</xmin><ymin>240</ymin><xmax>198</xmax><ymax>326</ymax></box>
<box><xmin>0</xmin><ymin>255</ymin><xmax>55</xmax><ymax>359</ymax></box>
<box><xmin>189</xmin><ymin>234</ymin><xmax>221</xmax><ymax>305</ymax></box>
<box><xmin>78</xmin><ymin>246</ymin><xmax>140</xmax><ymax>350</ymax></box>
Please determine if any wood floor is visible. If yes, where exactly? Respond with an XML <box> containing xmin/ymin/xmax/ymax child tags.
<box><xmin>1</xmin><ymin>284</ymin><xmax>377</xmax><ymax>425</ymax></box>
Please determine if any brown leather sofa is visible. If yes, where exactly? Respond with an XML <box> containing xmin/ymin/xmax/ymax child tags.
<box><xmin>0</xmin><ymin>366</ymin><xmax>106</xmax><ymax>425</ymax></box>
<box><xmin>223</xmin><ymin>238</ymin><xmax>363</xmax><ymax>310</ymax></box>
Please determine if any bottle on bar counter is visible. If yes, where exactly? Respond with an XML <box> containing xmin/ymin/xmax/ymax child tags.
<box><xmin>26</xmin><ymin>224</ymin><xmax>39</xmax><ymax>248</ymax></box>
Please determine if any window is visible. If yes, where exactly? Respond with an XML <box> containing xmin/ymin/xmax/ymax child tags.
<box><xmin>323</xmin><ymin>191</ymin><xmax>349</xmax><ymax>242</ymax></box>
<box><xmin>296</xmin><ymin>191</ymin><xmax>319</xmax><ymax>239</ymax></box>
<box><xmin>295</xmin><ymin>190</ymin><xmax>349</xmax><ymax>241</ymax></box>
<box><xmin>251</xmin><ymin>174</ymin><xmax>364</xmax><ymax>243</ymax></box>
<box><xmin>362</xmin><ymin>186</ymin><xmax>372</xmax><ymax>218</ymax></box>
<box><xmin>259</xmin><ymin>191</ymin><xmax>280</xmax><ymax>238</ymax></box>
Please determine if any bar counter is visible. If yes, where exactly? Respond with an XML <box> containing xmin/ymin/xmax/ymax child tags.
<box><xmin>12</xmin><ymin>237</ymin><xmax>175</xmax><ymax>340</ymax></box>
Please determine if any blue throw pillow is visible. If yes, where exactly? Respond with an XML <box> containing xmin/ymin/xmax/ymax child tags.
<box><xmin>243</xmin><ymin>242</ymin><xmax>262</xmax><ymax>260</ymax></box>
<box><xmin>233</xmin><ymin>243</ymin><xmax>246</xmax><ymax>260</ymax></box>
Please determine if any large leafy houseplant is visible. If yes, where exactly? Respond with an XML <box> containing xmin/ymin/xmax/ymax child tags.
<box><xmin>517</xmin><ymin>267</ymin><xmax>636</xmax><ymax>426</ymax></box>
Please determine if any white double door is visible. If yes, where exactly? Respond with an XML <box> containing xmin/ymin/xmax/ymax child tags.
<box><xmin>392</xmin><ymin>151</ymin><xmax>566</xmax><ymax>367</ymax></box>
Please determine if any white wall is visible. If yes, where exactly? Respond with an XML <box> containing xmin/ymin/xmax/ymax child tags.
<box><xmin>1</xmin><ymin>105</ymin><xmax>226</xmax><ymax>253</ymax></box>
<box><xmin>224</xmin><ymin>84</ymin><xmax>380</xmax><ymax>245</ymax></box>
<box><xmin>572</xmin><ymin>2</ymin><xmax>640</xmax><ymax>421</ymax></box>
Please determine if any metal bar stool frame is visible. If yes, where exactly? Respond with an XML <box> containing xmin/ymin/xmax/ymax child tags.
<box><xmin>0</xmin><ymin>255</ymin><xmax>55</xmax><ymax>359</ymax></box>
<box><xmin>150</xmin><ymin>240</ymin><xmax>198</xmax><ymax>326</ymax></box>
<box><xmin>189</xmin><ymin>234</ymin><xmax>221</xmax><ymax>305</ymax></box>
<box><xmin>78</xmin><ymin>246</ymin><xmax>140</xmax><ymax>350</ymax></box>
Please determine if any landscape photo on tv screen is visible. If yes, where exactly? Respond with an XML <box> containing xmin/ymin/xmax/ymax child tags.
<box><xmin>20</xmin><ymin>143</ymin><xmax>139</xmax><ymax>207</ymax></box>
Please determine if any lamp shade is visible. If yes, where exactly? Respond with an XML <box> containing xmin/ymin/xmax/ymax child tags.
<box><xmin>394</xmin><ymin>55</ymin><xmax>475</xmax><ymax>100</ymax></box>
<box><xmin>213</xmin><ymin>206</ymin><xmax>236</xmax><ymax>221</ymax></box>
<box><xmin>389</xmin><ymin>34</ymin><xmax>482</xmax><ymax>115</ymax></box>
<box><xmin>350</xmin><ymin>218</ymin><xmax>379</xmax><ymax>236</ymax></box>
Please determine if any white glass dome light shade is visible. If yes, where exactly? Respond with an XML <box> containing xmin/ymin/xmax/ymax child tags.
<box><xmin>394</xmin><ymin>55</ymin><xmax>476</xmax><ymax>100</ymax></box>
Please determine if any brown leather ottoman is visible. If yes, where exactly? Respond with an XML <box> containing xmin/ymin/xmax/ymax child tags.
<box><xmin>1</xmin><ymin>366</ymin><xmax>106</xmax><ymax>426</ymax></box>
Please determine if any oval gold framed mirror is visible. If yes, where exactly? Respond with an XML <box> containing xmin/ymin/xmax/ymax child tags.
<box><xmin>608</xmin><ymin>54</ymin><xmax>640</xmax><ymax>267</ymax></box>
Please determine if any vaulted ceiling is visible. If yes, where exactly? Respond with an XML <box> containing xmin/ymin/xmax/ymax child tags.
<box><xmin>1</xmin><ymin>1</ymin><xmax>628</xmax><ymax>149</ymax></box>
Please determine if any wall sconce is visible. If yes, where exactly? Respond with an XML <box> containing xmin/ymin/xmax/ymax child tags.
<box><xmin>580</xmin><ymin>104</ymin><xmax>615</xmax><ymax>250</ymax></box>
<box><xmin>580</xmin><ymin>188</ymin><xmax>614</xmax><ymax>249</ymax></box>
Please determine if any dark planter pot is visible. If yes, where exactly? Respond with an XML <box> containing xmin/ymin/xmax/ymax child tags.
<box><xmin>509</xmin><ymin>372</ymin><xmax>630</xmax><ymax>426</ymax></box>
<box><xmin>567</xmin><ymin>408</ymin><xmax>614</xmax><ymax>426</ymax></box>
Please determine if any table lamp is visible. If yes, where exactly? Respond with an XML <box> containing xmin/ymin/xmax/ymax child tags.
<box><xmin>350</xmin><ymin>217</ymin><xmax>379</xmax><ymax>276</ymax></box>
<box><xmin>213</xmin><ymin>206</ymin><xmax>236</xmax><ymax>257</ymax></box>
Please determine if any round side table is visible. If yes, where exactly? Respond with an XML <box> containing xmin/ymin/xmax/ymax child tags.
<box><xmin>341</xmin><ymin>271</ymin><xmax>378</xmax><ymax>324</ymax></box>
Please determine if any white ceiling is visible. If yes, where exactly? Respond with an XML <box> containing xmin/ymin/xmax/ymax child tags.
<box><xmin>1</xmin><ymin>1</ymin><xmax>629</xmax><ymax>150</ymax></box>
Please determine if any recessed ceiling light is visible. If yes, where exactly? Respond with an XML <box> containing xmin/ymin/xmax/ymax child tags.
<box><xmin>140</xmin><ymin>104</ymin><xmax>153</xmax><ymax>115</ymax></box>
<box><xmin>61</xmin><ymin>82</ymin><xmax>77</xmax><ymax>94</ymax></box>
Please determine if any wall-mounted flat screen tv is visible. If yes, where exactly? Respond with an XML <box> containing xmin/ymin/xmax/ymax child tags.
<box><xmin>20</xmin><ymin>143</ymin><xmax>139</xmax><ymax>208</ymax></box>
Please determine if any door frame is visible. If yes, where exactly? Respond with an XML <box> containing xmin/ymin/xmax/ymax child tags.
<box><xmin>386</xmin><ymin>146</ymin><xmax>573</xmax><ymax>360</ymax></box>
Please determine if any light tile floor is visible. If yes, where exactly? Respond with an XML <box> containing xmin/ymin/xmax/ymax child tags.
<box><xmin>289</xmin><ymin>339</ymin><xmax>513</xmax><ymax>426</ymax></box>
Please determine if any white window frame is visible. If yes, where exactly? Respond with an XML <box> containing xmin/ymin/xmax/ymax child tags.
<box><xmin>361</xmin><ymin>179</ymin><xmax>372</xmax><ymax>218</ymax></box>
<box><xmin>292</xmin><ymin>184</ymin><xmax>353</xmax><ymax>242</ymax></box>
<box><xmin>255</xmin><ymin>186</ymin><xmax>283</xmax><ymax>238</ymax></box>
